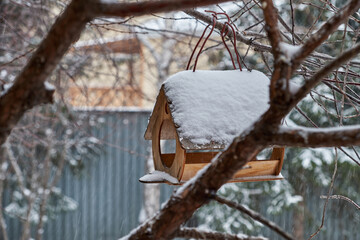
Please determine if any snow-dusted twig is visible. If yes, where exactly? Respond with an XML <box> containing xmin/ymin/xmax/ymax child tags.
<box><xmin>176</xmin><ymin>227</ymin><xmax>268</xmax><ymax>240</ymax></box>
<box><xmin>320</xmin><ymin>195</ymin><xmax>360</xmax><ymax>210</ymax></box>
<box><xmin>213</xmin><ymin>195</ymin><xmax>294</xmax><ymax>240</ymax></box>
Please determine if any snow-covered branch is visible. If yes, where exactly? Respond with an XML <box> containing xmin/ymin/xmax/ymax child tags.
<box><xmin>269</xmin><ymin>125</ymin><xmax>360</xmax><ymax>150</ymax></box>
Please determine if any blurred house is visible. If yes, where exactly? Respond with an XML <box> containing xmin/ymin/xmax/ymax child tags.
<box><xmin>65</xmin><ymin>16</ymin><xmax>214</xmax><ymax>109</ymax></box>
<box><xmin>68</xmin><ymin>37</ymin><xmax>146</xmax><ymax>107</ymax></box>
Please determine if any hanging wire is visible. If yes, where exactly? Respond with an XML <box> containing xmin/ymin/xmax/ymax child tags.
<box><xmin>186</xmin><ymin>10</ymin><xmax>242</xmax><ymax>72</ymax></box>
<box><xmin>186</xmin><ymin>13</ymin><xmax>217</xmax><ymax>71</ymax></box>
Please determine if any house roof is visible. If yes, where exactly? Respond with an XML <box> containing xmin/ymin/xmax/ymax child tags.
<box><xmin>146</xmin><ymin>70</ymin><xmax>270</xmax><ymax>150</ymax></box>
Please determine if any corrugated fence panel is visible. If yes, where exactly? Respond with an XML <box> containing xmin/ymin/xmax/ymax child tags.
<box><xmin>2</xmin><ymin>110</ymin><xmax>155</xmax><ymax>240</ymax></box>
<box><xmin>2</xmin><ymin>110</ymin><xmax>359</xmax><ymax>239</ymax></box>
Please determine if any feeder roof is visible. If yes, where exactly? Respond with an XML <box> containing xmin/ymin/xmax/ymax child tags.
<box><xmin>146</xmin><ymin>70</ymin><xmax>270</xmax><ymax>150</ymax></box>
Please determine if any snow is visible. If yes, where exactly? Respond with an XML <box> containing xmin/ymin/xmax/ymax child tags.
<box><xmin>279</xmin><ymin>78</ymin><xmax>301</xmax><ymax>94</ymax></box>
<box><xmin>279</xmin><ymin>42</ymin><xmax>301</xmax><ymax>60</ymax></box>
<box><xmin>163</xmin><ymin>70</ymin><xmax>270</xmax><ymax>149</ymax></box>
<box><xmin>139</xmin><ymin>170</ymin><xmax>179</xmax><ymax>184</ymax></box>
<box><xmin>44</xmin><ymin>81</ymin><xmax>55</xmax><ymax>91</ymax></box>
<box><xmin>0</xmin><ymin>82</ymin><xmax>13</xmax><ymax>97</ymax></box>
<box><xmin>23</xmin><ymin>188</ymin><xmax>31</xmax><ymax>197</ymax></box>
<box><xmin>233</xmin><ymin>173</ymin><xmax>283</xmax><ymax>181</ymax></box>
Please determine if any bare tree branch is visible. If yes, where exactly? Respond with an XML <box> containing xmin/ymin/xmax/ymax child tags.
<box><xmin>184</xmin><ymin>9</ymin><xmax>273</xmax><ymax>53</ymax></box>
<box><xmin>214</xmin><ymin>195</ymin><xmax>294</xmax><ymax>240</ymax></box>
<box><xmin>176</xmin><ymin>227</ymin><xmax>268</xmax><ymax>240</ymax></box>
<box><xmin>320</xmin><ymin>195</ymin><xmax>360</xmax><ymax>210</ymax></box>
<box><xmin>260</xmin><ymin>0</ymin><xmax>291</xmax><ymax>101</ymax></box>
<box><xmin>260</xmin><ymin>0</ymin><xmax>281</xmax><ymax>59</ymax></box>
<box><xmin>3</xmin><ymin>1</ymin><xmax>360</xmax><ymax>239</ymax></box>
<box><xmin>0</xmin><ymin>0</ymin><xmax>92</xmax><ymax>145</ymax></box>
<box><xmin>293</xmin><ymin>0</ymin><xmax>360</xmax><ymax>65</ymax></box>
<box><xmin>0</xmin><ymin>0</ymin><xmax>235</xmax><ymax>146</ymax></box>
<box><xmin>309</xmin><ymin>150</ymin><xmax>338</xmax><ymax>240</ymax></box>
<box><xmin>94</xmin><ymin>0</ymin><xmax>234</xmax><ymax>18</ymax></box>
<box><xmin>185</xmin><ymin>9</ymin><xmax>360</xmax><ymax>67</ymax></box>
<box><xmin>125</xmin><ymin>4</ymin><xmax>360</xmax><ymax>237</ymax></box>
<box><xmin>292</xmin><ymin>43</ymin><xmax>360</xmax><ymax>108</ymax></box>
<box><xmin>121</xmin><ymin>134</ymin><xmax>264</xmax><ymax>239</ymax></box>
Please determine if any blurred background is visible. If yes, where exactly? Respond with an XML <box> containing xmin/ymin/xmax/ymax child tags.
<box><xmin>0</xmin><ymin>0</ymin><xmax>359</xmax><ymax>239</ymax></box>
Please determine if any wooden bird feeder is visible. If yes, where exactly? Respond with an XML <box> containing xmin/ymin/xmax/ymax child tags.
<box><xmin>140</xmin><ymin>11</ymin><xmax>284</xmax><ymax>185</ymax></box>
<box><xmin>140</xmin><ymin>70</ymin><xmax>285</xmax><ymax>185</ymax></box>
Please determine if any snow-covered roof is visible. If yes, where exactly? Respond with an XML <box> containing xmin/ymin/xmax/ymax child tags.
<box><xmin>145</xmin><ymin>70</ymin><xmax>270</xmax><ymax>150</ymax></box>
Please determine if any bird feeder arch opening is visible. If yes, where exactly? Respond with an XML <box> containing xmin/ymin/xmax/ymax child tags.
<box><xmin>151</xmin><ymin>91</ymin><xmax>186</xmax><ymax>181</ymax></box>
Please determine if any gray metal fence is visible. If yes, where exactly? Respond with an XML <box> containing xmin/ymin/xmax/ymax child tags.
<box><xmin>3</xmin><ymin>110</ymin><xmax>359</xmax><ymax>239</ymax></box>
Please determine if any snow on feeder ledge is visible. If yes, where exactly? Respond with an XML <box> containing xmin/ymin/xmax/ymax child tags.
<box><xmin>141</xmin><ymin>70</ymin><xmax>285</xmax><ymax>185</ymax></box>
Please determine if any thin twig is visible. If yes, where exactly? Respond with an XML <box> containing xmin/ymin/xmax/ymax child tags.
<box><xmin>320</xmin><ymin>195</ymin><xmax>360</xmax><ymax>210</ymax></box>
<box><xmin>176</xmin><ymin>227</ymin><xmax>268</xmax><ymax>240</ymax></box>
<box><xmin>214</xmin><ymin>195</ymin><xmax>294</xmax><ymax>240</ymax></box>
<box><xmin>289</xmin><ymin>0</ymin><xmax>295</xmax><ymax>45</ymax></box>
<box><xmin>308</xmin><ymin>149</ymin><xmax>338</xmax><ymax>239</ymax></box>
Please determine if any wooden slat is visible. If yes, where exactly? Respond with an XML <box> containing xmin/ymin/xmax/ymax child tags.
<box><xmin>181</xmin><ymin>159</ymin><xmax>281</xmax><ymax>182</ymax></box>
<box><xmin>162</xmin><ymin>152</ymin><xmax>220</xmax><ymax>164</ymax></box>
<box><xmin>228</xmin><ymin>174</ymin><xmax>283</xmax><ymax>183</ymax></box>
<box><xmin>270</xmin><ymin>147</ymin><xmax>285</xmax><ymax>175</ymax></box>
<box><xmin>233</xmin><ymin>160</ymin><xmax>278</xmax><ymax>179</ymax></box>
<box><xmin>185</xmin><ymin>152</ymin><xmax>219</xmax><ymax>163</ymax></box>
